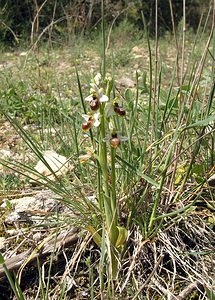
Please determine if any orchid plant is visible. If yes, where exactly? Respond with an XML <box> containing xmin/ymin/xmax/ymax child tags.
<box><xmin>81</xmin><ymin>73</ymin><xmax>128</xmax><ymax>278</ymax></box>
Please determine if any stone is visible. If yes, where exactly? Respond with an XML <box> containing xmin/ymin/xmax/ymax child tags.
<box><xmin>30</xmin><ymin>150</ymin><xmax>73</xmax><ymax>183</ymax></box>
<box><xmin>2</xmin><ymin>190</ymin><xmax>58</xmax><ymax>225</ymax></box>
<box><xmin>116</xmin><ymin>77</ymin><xmax>136</xmax><ymax>88</ymax></box>
<box><xmin>208</xmin><ymin>174</ymin><xmax>215</xmax><ymax>187</ymax></box>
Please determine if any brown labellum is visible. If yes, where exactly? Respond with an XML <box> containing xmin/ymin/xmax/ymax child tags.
<box><xmin>114</xmin><ymin>103</ymin><xmax>126</xmax><ymax>116</ymax></box>
<box><xmin>90</xmin><ymin>99</ymin><xmax>100</xmax><ymax>111</ymax></box>
<box><xmin>117</xmin><ymin>107</ymin><xmax>126</xmax><ymax>116</ymax></box>
<box><xmin>110</xmin><ymin>137</ymin><xmax>121</xmax><ymax>148</ymax></box>
<box><xmin>82</xmin><ymin>121</ymin><xmax>92</xmax><ymax>131</ymax></box>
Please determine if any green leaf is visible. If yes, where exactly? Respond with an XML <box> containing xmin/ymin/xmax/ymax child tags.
<box><xmin>116</xmin><ymin>155</ymin><xmax>159</xmax><ymax>188</ymax></box>
<box><xmin>0</xmin><ymin>252</ymin><xmax>5</xmax><ymax>264</ymax></box>
<box><xmin>87</xmin><ymin>225</ymin><xmax>102</xmax><ymax>247</ymax></box>
<box><xmin>191</xmin><ymin>164</ymin><xmax>205</xmax><ymax>175</ymax></box>
<box><xmin>115</xmin><ymin>226</ymin><xmax>128</xmax><ymax>248</ymax></box>
<box><xmin>124</xmin><ymin>88</ymin><xmax>133</xmax><ymax>102</ymax></box>
<box><xmin>174</xmin><ymin>166</ymin><xmax>186</xmax><ymax>185</ymax></box>
<box><xmin>181</xmin><ymin>84</ymin><xmax>191</xmax><ymax>92</ymax></box>
<box><xmin>208</xmin><ymin>216</ymin><xmax>215</xmax><ymax>224</ymax></box>
<box><xmin>168</xmin><ymin>97</ymin><xmax>178</xmax><ymax>109</ymax></box>
<box><xmin>205</xmin><ymin>287</ymin><xmax>215</xmax><ymax>300</ymax></box>
<box><xmin>137</xmin><ymin>171</ymin><xmax>159</xmax><ymax>188</ymax></box>
<box><xmin>185</xmin><ymin>115</ymin><xmax>215</xmax><ymax>129</ymax></box>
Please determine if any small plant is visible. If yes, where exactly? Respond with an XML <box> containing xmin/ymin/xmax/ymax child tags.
<box><xmin>0</xmin><ymin>172</ymin><xmax>23</xmax><ymax>191</ymax></box>
<box><xmin>79</xmin><ymin>73</ymin><xmax>128</xmax><ymax>279</ymax></box>
<box><xmin>0</xmin><ymin>81</ymin><xmax>71</xmax><ymax>125</ymax></box>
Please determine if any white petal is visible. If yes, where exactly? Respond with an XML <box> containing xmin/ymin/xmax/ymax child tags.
<box><xmin>93</xmin><ymin>112</ymin><xmax>100</xmax><ymax>127</ymax></box>
<box><xmin>98</xmin><ymin>88</ymin><xmax>104</xmax><ymax>97</ymax></box>
<box><xmin>85</xmin><ymin>95</ymin><xmax>93</xmax><ymax>102</ymax></box>
<box><xmin>108</xmin><ymin>121</ymin><xmax>115</xmax><ymax>131</ymax></box>
<box><xmin>100</xmin><ymin>94</ymin><xmax>109</xmax><ymax>102</ymax></box>
<box><xmin>120</xmin><ymin>136</ymin><xmax>128</xmax><ymax>142</ymax></box>
<box><xmin>90</xmin><ymin>83</ymin><xmax>100</xmax><ymax>94</ymax></box>
<box><xmin>94</xmin><ymin>73</ymin><xmax>102</xmax><ymax>85</ymax></box>
<box><xmin>94</xmin><ymin>119</ymin><xmax>100</xmax><ymax>127</ymax></box>
<box><xmin>94</xmin><ymin>112</ymin><xmax>100</xmax><ymax>120</ymax></box>
<box><xmin>82</xmin><ymin>114</ymin><xmax>90</xmax><ymax>121</ymax></box>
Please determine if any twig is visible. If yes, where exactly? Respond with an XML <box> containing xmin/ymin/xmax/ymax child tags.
<box><xmin>132</xmin><ymin>255</ymin><xmax>164</xmax><ymax>300</ymax></box>
<box><xmin>121</xmin><ymin>238</ymin><xmax>150</xmax><ymax>292</ymax></box>
<box><xmin>106</xmin><ymin>6</ymin><xmax>129</xmax><ymax>52</ymax></box>
<box><xmin>151</xmin><ymin>277</ymin><xmax>178</xmax><ymax>300</ymax></box>
<box><xmin>0</xmin><ymin>21</ymin><xmax>19</xmax><ymax>43</ymax></box>
<box><xmin>177</xmin><ymin>281</ymin><xmax>200</xmax><ymax>300</ymax></box>
<box><xmin>0</xmin><ymin>228</ymin><xmax>79</xmax><ymax>280</ymax></box>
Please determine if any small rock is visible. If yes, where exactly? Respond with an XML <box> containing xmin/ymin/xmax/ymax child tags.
<box><xmin>208</xmin><ymin>174</ymin><xmax>215</xmax><ymax>187</ymax></box>
<box><xmin>116</xmin><ymin>77</ymin><xmax>136</xmax><ymax>88</ymax></box>
<box><xmin>42</xmin><ymin>128</ymin><xmax>56</xmax><ymax>136</ymax></box>
<box><xmin>33</xmin><ymin>232</ymin><xmax>42</xmax><ymax>242</ymax></box>
<box><xmin>4</xmin><ymin>192</ymin><xmax>57</xmax><ymax>212</ymax></box>
<box><xmin>30</xmin><ymin>150</ymin><xmax>73</xmax><ymax>183</ymax></box>
<box><xmin>0</xmin><ymin>237</ymin><xmax>6</xmax><ymax>250</ymax></box>
<box><xmin>81</xmin><ymin>291</ymin><xmax>88</xmax><ymax>297</ymax></box>
<box><xmin>5</xmin><ymin>212</ymin><xmax>21</xmax><ymax>224</ymax></box>
<box><xmin>0</xmin><ymin>149</ymin><xmax>11</xmax><ymax>159</ymax></box>
<box><xmin>2</xmin><ymin>190</ymin><xmax>58</xmax><ymax>225</ymax></box>
<box><xmin>19</xmin><ymin>52</ymin><xmax>27</xmax><ymax>56</ymax></box>
<box><xmin>132</xmin><ymin>46</ymin><xmax>143</xmax><ymax>54</ymax></box>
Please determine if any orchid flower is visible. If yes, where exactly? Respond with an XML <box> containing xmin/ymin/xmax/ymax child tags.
<box><xmin>105</xmin><ymin>98</ymin><xmax>126</xmax><ymax>117</ymax></box>
<box><xmin>103</xmin><ymin>130</ymin><xmax>128</xmax><ymax>148</ymax></box>
<box><xmin>85</xmin><ymin>74</ymin><xmax>109</xmax><ymax>111</ymax></box>
<box><xmin>82</xmin><ymin>112</ymin><xmax>100</xmax><ymax>131</ymax></box>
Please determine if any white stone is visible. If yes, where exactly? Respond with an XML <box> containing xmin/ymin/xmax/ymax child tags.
<box><xmin>30</xmin><ymin>150</ymin><xmax>72</xmax><ymax>183</ymax></box>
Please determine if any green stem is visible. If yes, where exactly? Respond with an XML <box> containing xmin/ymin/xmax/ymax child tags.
<box><xmin>100</xmin><ymin>105</ymin><xmax>109</xmax><ymax>197</ymax></box>
<box><xmin>97</xmin><ymin>162</ymin><xmax>103</xmax><ymax>211</ymax></box>
<box><xmin>110</xmin><ymin>146</ymin><xmax>117</xmax><ymax>227</ymax></box>
<box><xmin>99</xmin><ymin>105</ymin><xmax>111</xmax><ymax>223</ymax></box>
<box><xmin>99</xmin><ymin>104</ymin><xmax>118</xmax><ymax>247</ymax></box>
<box><xmin>101</xmin><ymin>0</ymin><xmax>106</xmax><ymax>77</ymax></box>
<box><xmin>0</xmin><ymin>255</ymin><xmax>24</xmax><ymax>300</ymax></box>
<box><xmin>110</xmin><ymin>248</ymin><xmax>118</xmax><ymax>281</ymax></box>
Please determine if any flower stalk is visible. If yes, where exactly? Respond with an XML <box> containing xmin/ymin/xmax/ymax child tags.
<box><xmin>110</xmin><ymin>146</ymin><xmax>117</xmax><ymax>227</ymax></box>
<box><xmin>99</xmin><ymin>103</ymin><xmax>118</xmax><ymax>246</ymax></box>
<box><xmin>81</xmin><ymin>73</ymin><xmax>128</xmax><ymax>278</ymax></box>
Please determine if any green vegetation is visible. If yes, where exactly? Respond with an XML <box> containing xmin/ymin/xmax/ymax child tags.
<box><xmin>0</xmin><ymin>0</ymin><xmax>212</xmax><ymax>46</ymax></box>
<box><xmin>0</xmin><ymin>1</ymin><xmax>214</xmax><ymax>299</ymax></box>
